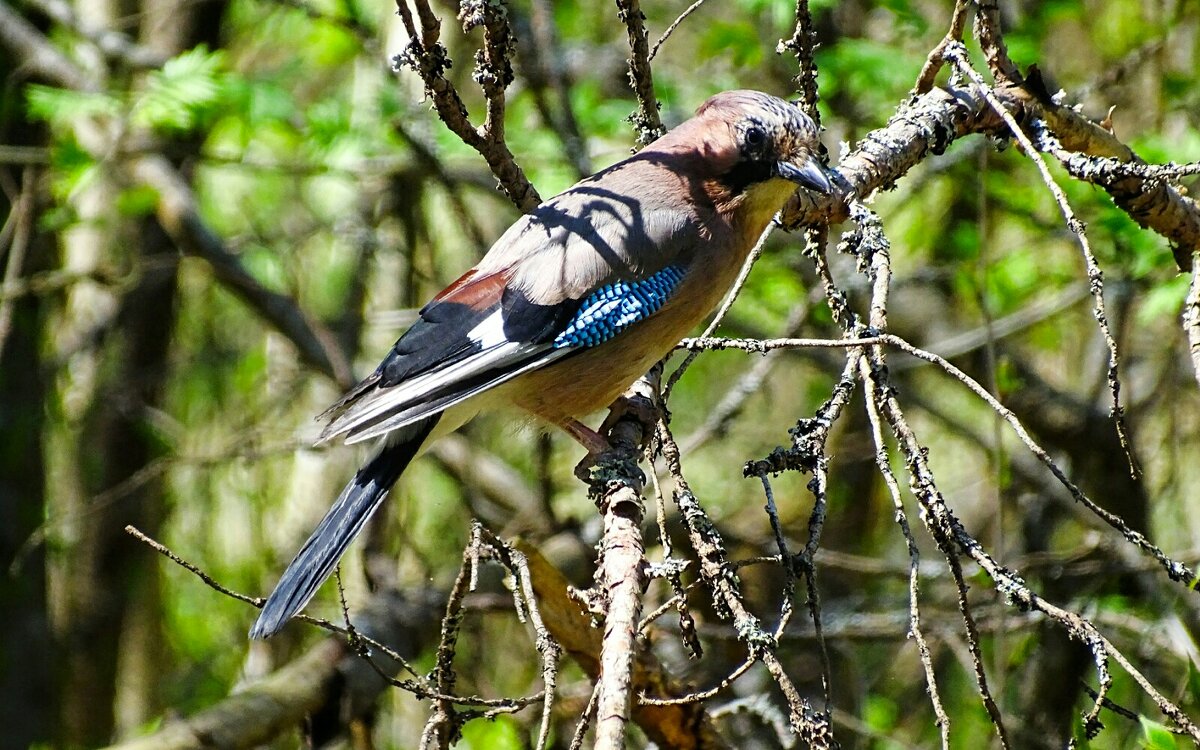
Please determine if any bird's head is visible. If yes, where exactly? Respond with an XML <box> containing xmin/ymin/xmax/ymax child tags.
<box><xmin>671</xmin><ymin>90</ymin><xmax>831</xmax><ymax>224</ymax></box>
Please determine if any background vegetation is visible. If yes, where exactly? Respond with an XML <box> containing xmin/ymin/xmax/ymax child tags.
<box><xmin>2</xmin><ymin>0</ymin><xmax>1200</xmax><ymax>748</ymax></box>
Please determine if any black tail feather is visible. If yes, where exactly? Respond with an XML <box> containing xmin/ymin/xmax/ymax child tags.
<box><xmin>249</xmin><ymin>414</ymin><xmax>440</xmax><ymax>639</ymax></box>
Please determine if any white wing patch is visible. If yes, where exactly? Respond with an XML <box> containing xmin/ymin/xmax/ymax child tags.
<box><xmin>466</xmin><ymin>309</ymin><xmax>508</xmax><ymax>348</ymax></box>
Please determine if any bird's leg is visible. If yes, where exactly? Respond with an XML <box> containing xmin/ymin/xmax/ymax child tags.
<box><xmin>558</xmin><ymin>417</ymin><xmax>612</xmax><ymax>456</ymax></box>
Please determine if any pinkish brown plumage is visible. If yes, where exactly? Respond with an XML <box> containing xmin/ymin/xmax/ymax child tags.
<box><xmin>251</xmin><ymin>90</ymin><xmax>830</xmax><ymax>639</ymax></box>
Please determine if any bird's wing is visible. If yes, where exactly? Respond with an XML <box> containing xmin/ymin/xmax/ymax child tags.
<box><xmin>320</xmin><ymin>182</ymin><xmax>704</xmax><ymax>444</ymax></box>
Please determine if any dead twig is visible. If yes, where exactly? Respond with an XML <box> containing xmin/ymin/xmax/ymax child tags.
<box><xmin>911</xmin><ymin>0</ymin><xmax>970</xmax><ymax>96</ymax></box>
<box><xmin>648</xmin><ymin>0</ymin><xmax>708</xmax><ymax>62</ymax></box>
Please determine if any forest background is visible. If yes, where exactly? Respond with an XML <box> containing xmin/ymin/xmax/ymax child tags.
<box><xmin>3</xmin><ymin>0</ymin><xmax>1200</xmax><ymax>748</ymax></box>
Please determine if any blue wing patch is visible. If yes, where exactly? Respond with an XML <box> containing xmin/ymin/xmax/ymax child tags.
<box><xmin>553</xmin><ymin>266</ymin><xmax>686</xmax><ymax>349</ymax></box>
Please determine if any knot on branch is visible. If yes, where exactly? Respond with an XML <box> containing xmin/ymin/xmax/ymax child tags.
<box><xmin>568</xmin><ymin>583</ymin><xmax>609</xmax><ymax>623</ymax></box>
<box><xmin>744</xmin><ymin>382</ymin><xmax>848</xmax><ymax>478</ymax></box>
<box><xmin>993</xmin><ymin>566</ymin><xmax>1033</xmax><ymax>612</ymax></box>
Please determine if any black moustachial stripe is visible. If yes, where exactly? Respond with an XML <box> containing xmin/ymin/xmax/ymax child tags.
<box><xmin>719</xmin><ymin>158</ymin><xmax>774</xmax><ymax>196</ymax></box>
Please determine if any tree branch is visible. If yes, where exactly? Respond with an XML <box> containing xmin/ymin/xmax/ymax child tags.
<box><xmin>393</xmin><ymin>0</ymin><xmax>540</xmax><ymax>211</ymax></box>
<box><xmin>614</xmin><ymin>0</ymin><xmax>665</xmax><ymax>148</ymax></box>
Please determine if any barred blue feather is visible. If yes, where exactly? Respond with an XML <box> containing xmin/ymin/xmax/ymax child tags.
<box><xmin>553</xmin><ymin>266</ymin><xmax>686</xmax><ymax>349</ymax></box>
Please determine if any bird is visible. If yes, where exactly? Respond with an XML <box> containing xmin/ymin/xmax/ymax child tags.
<box><xmin>249</xmin><ymin>89</ymin><xmax>831</xmax><ymax>639</ymax></box>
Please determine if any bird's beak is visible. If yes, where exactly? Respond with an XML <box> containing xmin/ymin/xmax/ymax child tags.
<box><xmin>776</xmin><ymin>157</ymin><xmax>832</xmax><ymax>194</ymax></box>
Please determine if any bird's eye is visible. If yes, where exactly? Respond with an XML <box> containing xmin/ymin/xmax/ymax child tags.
<box><xmin>745</xmin><ymin>126</ymin><xmax>766</xmax><ymax>149</ymax></box>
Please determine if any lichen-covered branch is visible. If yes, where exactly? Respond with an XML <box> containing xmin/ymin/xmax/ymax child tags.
<box><xmin>780</xmin><ymin>0</ymin><xmax>822</xmax><ymax>124</ymax></box>
<box><xmin>585</xmin><ymin>371</ymin><xmax>658</xmax><ymax>750</ymax></box>
<box><xmin>514</xmin><ymin>542</ymin><xmax>729</xmax><ymax>749</ymax></box>
<box><xmin>780</xmin><ymin>81</ymin><xmax>1200</xmax><ymax>271</ymax></box>
<box><xmin>393</xmin><ymin>0</ymin><xmax>540</xmax><ymax>211</ymax></box>
<box><xmin>659</xmin><ymin>419</ymin><xmax>835</xmax><ymax>748</ymax></box>
<box><xmin>614</xmin><ymin>0</ymin><xmax>665</xmax><ymax>147</ymax></box>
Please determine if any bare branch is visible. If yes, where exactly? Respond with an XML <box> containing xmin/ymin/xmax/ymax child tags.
<box><xmin>0</xmin><ymin>167</ymin><xmax>36</xmax><ymax>362</ymax></box>
<box><xmin>614</xmin><ymin>0</ymin><xmax>665</xmax><ymax>147</ymax></box>
<box><xmin>419</xmin><ymin>530</ymin><xmax>476</xmax><ymax>748</ymax></box>
<box><xmin>859</xmin><ymin>363</ymin><xmax>950</xmax><ymax>749</ymax></box>
<box><xmin>25</xmin><ymin>0</ymin><xmax>168</xmax><ymax>69</ymax></box>
<box><xmin>782</xmin><ymin>82</ymin><xmax>1200</xmax><ymax>271</ymax></box>
<box><xmin>0</xmin><ymin>0</ymin><xmax>97</xmax><ymax>90</ymax></box>
<box><xmin>515</xmin><ymin>541</ymin><xmax>730</xmax><ymax>749</ymax></box>
<box><xmin>394</xmin><ymin>0</ymin><xmax>540</xmax><ymax>211</ymax></box>
<box><xmin>971</xmin><ymin>0</ymin><xmax>1021</xmax><ymax>84</ymax></box>
<box><xmin>780</xmin><ymin>0</ymin><xmax>823</xmax><ymax>124</ymax></box>
<box><xmin>128</xmin><ymin>155</ymin><xmax>355</xmax><ymax>387</ymax></box>
<box><xmin>118</xmin><ymin>527</ymin><xmax>445</xmax><ymax>750</ymax></box>
<box><xmin>586</xmin><ymin>371</ymin><xmax>658</xmax><ymax>750</ymax></box>
<box><xmin>912</xmin><ymin>0</ymin><xmax>970</xmax><ymax>95</ymax></box>
<box><xmin>658</xmin><ymin>417</ymin><xmax>835</xmax><ymax>747</ymax></box>
<box><xmin>524</xmin><ymin>0</ymin><xmax>592</xmax><ymax>176</ymax></box>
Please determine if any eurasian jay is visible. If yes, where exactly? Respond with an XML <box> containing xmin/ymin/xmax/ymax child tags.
<box><xmin>250</xmin><ymin>90</ymin><xmax>831</xmax><ymax>638</ymax></box>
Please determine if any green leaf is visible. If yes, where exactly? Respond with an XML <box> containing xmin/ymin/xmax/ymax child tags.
<box><xmin>1140</xmin><ymin>716</ymin><xmax>1181</xmax><ymax>750</ymax></box>
<box><xmin>131</xmin><ymin>45</ymin><xmax>226</xmax><ymax>132</ymax></box>
<box><xmin>26</xmin><ymin>85</ymin><xmax>120</xmax><ymax>129</ymax></box>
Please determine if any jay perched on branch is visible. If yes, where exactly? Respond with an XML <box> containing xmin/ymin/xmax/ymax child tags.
<box><xmin>250</xmin><ymin>90</ymin><xmax>832</xmax><ymax>638</ymax></box>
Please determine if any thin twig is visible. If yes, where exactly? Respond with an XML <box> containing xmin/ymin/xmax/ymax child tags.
<box><xmin>945</xmin><ymin>44</ymin><xmax>1138</xmax><ymax>477</ymax></box>
<box><xmin>911</xmin><ymin>0</ymin><xmax>970</xmax><ymax>96</ymax></box>
<box><xmin>25</xmin><ymin>0</ymin><xmax>167</xmax><ymax>68</ymax></box>
<box><xmin>658</xmin><ymin>417</ymin><xmax>835</xmax><ymax>747</ymax></box>
<box><xmin>664</xmin><ymin>220</ymin><xmax>777</xmax><ymax>399</ymax></box>
<box><xmin>525</xmin><ymin>0</ymin><xmax>592</xmax><ymax>176</ymax></box>
<box><xmin>780</xmin><ymin>0</ymin><xmax>822</xmax><ymax>124</ymax></box>
<box><xmin>393</xmin><ymin>0</ymin><xmax>540</xmax><ymax>211</ymax></box>
<box><xmin>474</xmin><ymin>527</ymin><xmax>560</xmax><ymax>750</ymax></box>
<box><xmin>971</xmin><ymin>0</ymin><xmax>1021</xmax><ymax>84</ymax></box>
<box><xmin>568</xmin><ymin>681</ymin><xmax>601</xmax><ymax>750</ymax></box>
<box><xmin>0</xmin><ymin>167</ymin><xmax>35</xmax><ymax>362</ymax></box>
<box><xmin>859</xmin><ymin>363</ymin><xmax>951</xmax><ymax>749</ymax></box>
<box><xmin>648</xmin><ymin>0</ymin><xmax>707</xmax><ymax>61</ymax></box>
<box><xmin>686</xmin><ymin>330</ymin><xmax>1198</xmax><ymax>589</ymax></box>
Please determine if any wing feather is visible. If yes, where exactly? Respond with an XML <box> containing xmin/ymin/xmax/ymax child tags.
<box><xmin>319</xmin><ymin>162</ymin><xmax>709</xmax><ymax>446</ymax></box>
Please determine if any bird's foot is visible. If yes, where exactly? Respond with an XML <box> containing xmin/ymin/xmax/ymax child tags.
<box><xmin>559</xmin><ymin>417</ymin><xmax>612</xmax><ymax>456</ymax></box>
<box><xmin>598</xmin><ymin>393</ymin><xmax>659</xmax><ymax>438</ymax></box>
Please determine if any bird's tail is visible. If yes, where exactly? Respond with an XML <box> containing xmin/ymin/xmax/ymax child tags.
<box><xmin>249</xmin><ymin>414</ymin><xmax>441</xmax><ymax>639</ymax></box>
